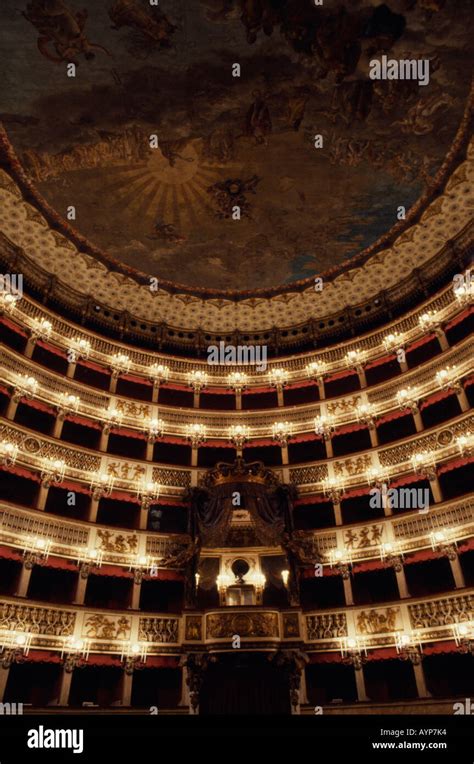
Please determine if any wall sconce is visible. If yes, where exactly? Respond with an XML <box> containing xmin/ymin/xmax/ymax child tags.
<box><xmin>129</xmin><ymin>553</ymin><xmax>154</xmax><ymax>584</ymax></box>
<box><xmin>77</xmin><ymin>548</ymin><xmax>103</xmax><ymax>578</ymax></box>
<box><xmin>355</xmin><ymin>402</ymin><xmax>376</xmax><ymax>428</ymax></box>
<box><xmin>136</xmin><ymin>480</ymin><xmax>160</xmax><ymax>510</ymax></box>
<box><xmin>148</xmin><ymin>363</ymin><xmax>170</xmax><ymax>386</ymax></box>
<box><xmin>229</xmin><ymin>424</ymin><xmax>250</xmax><ymax>449</ymax></box>
<box><xmin>453</xmin><ymin>622</ymin><xmax>474</xmax><ymax>654</ymax></box>
<box><xmin>322</xmin><ymin>477</ymin><xmax>345</xmax><ymax>504</ymax></box>
<box><xmin>454</xmin><ymin>281</ymin><xmax>474</xmax><ymax>307</ymax></box>
<box><xmin>185</xmin><ymin>423</ymin><xmax>207</xmax><ymax>447</ymax></box>
<box><xmin>429</xmin><ymin>529</ymin><xmax>457</xmax><ymax>560</ymax></box>
<box><xmin>103</xmin><ymin>407</ymin><xmax>123</xmax><ymax>434</ymax></box>
<box><xmin>120</xmin><ymin>642</ymin><xmax>148</xmax><ymax>674</ymax></box>
<box><xmin>340</xmin><ymin>637</ymin><xmax>367</xmax><ymax>670</ymax></box>
<box><xmin>40</xmin><ymin>458</ymin><xmax>66</xmax><ymax>487</ymax></box>
<box><xmin>272</xmin><ymin>421</ymin><xmax>292</xmax><ymax>446</ymax></box>
<box><xmin>0</xmin><ymin>440</ymin><xmax>18</xmax><ymax>467</ymax></box>
<box><xmin>268</xmin><ymin>368</ymin><xmax>289</xmax><ymax>390</ymax></box>
<box><xmin>396</xmin><ymin>386</ymin><xmax>419</xmax><ymax>412</ymax></box>
<box><xmin>146</xmin><ymin>417</ymin><xmax>165</xmax><ymax>443</ymax></box>
<box><xmin>314</xmin><ymin>414</ymin><xmax>335</xmax><ymax>440</ymax></box>
<box><xmin>61</xmin><ymin>637</ymin><xmax>90</xmax><ymax>672</ymax></box>
<box><xmin>187</xmin><ymin>370</ymin><xmax>208</xmax><ymax>392</ymax></box>
<box><xmin>380</xmin><ymin>542</ymin><xmax>404</xmax><ymax>572</ymax></box>
<box><xmin>344</xmin><ymin>349</ymin><xmax>365</xmax><ymax>371</ymax></box>
<box><xmin>418</xmin><ymin>310</ymin><xmax>440</xmax><ymax>333</ymax></box>
<box><xmin>0</xmin><ymin>631</ymin><xmax>32</xmax><ymax>668</ymax></box>
<box><xmin>456</xmin><ymin>433</ymin><xmax>474</xmax><ymax>457</ymax></box>
<box><xmin>0</xmin><ymin>292</ymin><xmax>19</xmax><ymax>315</ymax></box>
<box><xmin>365</xmin><ymin>466</ymin><xmax>389</xmax><ymax>488</ymax></box>
<box><xmin>435</xmin><ymin>366</ymin><xmax>461</xmax><ymax>394</ymax></box>
<box><xmin>23</xmin><ymin>537</ymin><xmax>52</xmax><ymax>568</ymax></box>
<box><xmin>305</xmin><ymin>360</ymin><xmax>328</xmax><ymax>381</ymax></box>
<box><xmin>395</xmin><ymin>632</ymin><xmax>423</xmax><ymax>664</ymax></box>
<box><xmin>30</xmin><ymin>317</ymin><xmax>52</xmax><ymax>342</ymax></box>
<box><xmin>110</xmin><ymin>353</ymin><xmax>131</xmax><ymax>377</ymax></box>
<box><xmin>281</xmin><ymin>569</ymin><xmax>290</xmax><ymax>587</ymax></box>
<box><xmin>328</xmin><ymin>547</ymin><xmax>352</xmax><ymax>578</ymax></box>
<box><xmin>410</xmin><ymin>451</ymin><xmax>436</xmax><ymax>480</ymax></box>
<box><xmin>70</xmin><ymin>337</ymin><xmax>91</xmax><ymax>361</ymax></box>
<box><xmin>382</xmin><ymin>332</ymin><xmax>405</xmax><ymax>353</ymax></box>
<box><xmin>90</xmin><ymin>471</ymin><xmax>114</xmax><ymax>500</ymax></box>
<box><xmin>14</xmin><ymin>374</ymin><xmax>38</xmax><ymax>401</ymax></box>
<box><xmin>57</xmin><ymin>393</ymin><xmax>80</xmax><ymax>417</ymax></box>
<box><xmin>227</xmin><ymin>371</ymin><xmax>248</xmax><ymax>393</ymax></box>
<box><xmin>195</xmin><ymin>572</ymin><xmax>201</xmax><ymax>590</ymax></box>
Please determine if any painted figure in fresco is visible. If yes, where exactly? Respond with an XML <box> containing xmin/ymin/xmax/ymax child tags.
<box><xmin>109</xmin><ymin>0</ymin><xmax>177</xmax><ymax>50</ymax></box>
<box><xmin>22</xmin><ymin>0</ymin><xmax>112</xmax><ymax>65</ymax></box>
<box><xmin>240</xmin><ymin>0</ymin><xmax>284</xmax><ymax>44</ymax></box>
<box><xmin>244</xmin><ymin>91</ymin><xmax>272</xmax><ymax>145</ymax></box>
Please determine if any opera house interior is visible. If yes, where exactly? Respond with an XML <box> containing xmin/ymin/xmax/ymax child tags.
<box><xmin>0</xmin><ymin>0</ymin><xmax>473</xmax><ymax>737</ymax></box>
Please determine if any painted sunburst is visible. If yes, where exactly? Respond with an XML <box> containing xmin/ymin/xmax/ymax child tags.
<box><xmin>100</xmin><ymin>141</ymin><xmax>222</xmax><ymax>230</ymax></box>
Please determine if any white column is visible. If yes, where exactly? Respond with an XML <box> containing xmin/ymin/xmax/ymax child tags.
<box><xmin>120</xmin><ymin>671</ymin><xmax>134</xmax><ymax>706</ymax></box>
<box><xmin>179</xmin><ymin>666</ymin><xmax>191</xmax><ymax>708</ymax></box>
<box><xmin>368</xmin><ymin>425</ymin><xmax>378</xmax><ymax>448</ymax></box>
<box><xmin>24</xmin><ymin>337</ymin><xmax>36</xmax><ymax>359</ymax></box>
<box><xmin>130</xmin><ymin>580</ymin><xmax>142</xmax><ymax>610</ymax></box>
<box><xmin>99</xmin><ymin>426</ymin><xmax>110</xmax><ymax>452</ymax></box>
<box><xmin>333</xmin><ymin>501</ymin><xmax>343</xmax><ymax>526</ymax></box>
<box><xmin>435</xmin><ymin>328</ymin><xmax>449</xmax><ymax>352</ymax></box>
<box><xmin>354</xmin><ymin>667</ymin><xmax>369</xmax><ymax>702</ymax></box>
<box><xmin>429</xmin><ymin>475</ymin><xmax>443</xmax><ymax>504</ymax></box>
<box><xmin>16</xmin><ymin>563</ymin><xmax>33</xmax><ymax>597</ymax></box>
<box><xmin>342</xmin><ymin>575</ymin><xmax>353</xmax><ymax>606</ymax></box>
<box><xmin>52</xmin><ymin>412</ymin><xmax>65</xmax><ymax>439</ymax></box>
<box><xmin>146</xmin><ymin>440</ymin><xmax>154</xmax><ymax>462</ymax></box>
<box><xmin>57</xmin><ymin>667</ymin><xmax>74</xmax><ymax>706</ymax></box>
<box><xmin>36</xmin><ymin>480</ymin><xmax>50</xmax><ymax>510</ymax></box>
<box><xmin>0</xmin><ymin>666</ymin><xmax>10</xmax><ymax>702</ymax></box>
<box><xmin>5</xmin><ymin>394</ymin><xmax>20</xmax><ymax>420</ymax></box>
<box><xmin>357</xmin><ymin>367</ymin><xmax>367</xmax><ymax>389</ymax></box>
<box><xmin>456</xmin><ymin>387</ymin><xmax>470</xmax><ymax>413</ymax></box>
<box><xmin>413</xmin><ymin>661</ymin><xmax>431</xmax><ymax>698</ymax></box>
<box><xmin>72</xmin><ymin>572</ymin><xmax>88</xmax><ymax>605</ymax></box>
<box><xmin>449</xmin><ymin>555</ymin><xmax>466</xmax><ymax>589</ymax></box>
<box><xmin>66</xmin><ymin>361</ymin><xmax>77</xmax><ymax>379</ymax></box>
<box><xmin>395</xmin><ymin>566</ymin><xmax>410</xmax><ymax>599</ymax></box>
<box><xmin>324</xmin><ymin>437</ymin><xmax>333</xmax><ymax>459</ymax></box>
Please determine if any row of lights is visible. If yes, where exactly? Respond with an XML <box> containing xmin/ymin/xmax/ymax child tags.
<box><xmin>3</xmin><ymin>619</ymin><xmax>472</xmax><ymax>673</ymax></box>
<box><xmin>9</xmin><ymin>360</ymin><xmax>466</xmax><ymax>442</ymax></box>
<box><xmin>1</xmin><ymin>279</ymin><xmax>471</xmax><ymax>388</ymax></box>
<box><xmin>341</xmin><ymin>620</ymin><xmax>474</xmax><ymax>667</ymax></box>
<box><xmin>328</xmin><ymin>527</ymin><xmax>457</xmax><ymax>575</ymax></box>
<box><xmin>0</xmin><ymin>630</ymin><xmax>148</xmax><ymax>673</ymax></box>
<box><xmin>1</xmin><ymin>428</ymin><xmax>472</xmax><ymax>488</ymax></box>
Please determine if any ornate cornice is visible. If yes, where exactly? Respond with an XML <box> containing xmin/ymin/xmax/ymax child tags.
<box><xmin>0</xmin><ymin>88</ymin><xmax>472</xmax><ymax>350</ymax></box>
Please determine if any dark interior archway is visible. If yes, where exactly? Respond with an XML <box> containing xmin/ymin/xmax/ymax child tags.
<box><xmin>199</xmin><ymin>653</ymin><xmax>291</xmax><ymax>716</ymax></box>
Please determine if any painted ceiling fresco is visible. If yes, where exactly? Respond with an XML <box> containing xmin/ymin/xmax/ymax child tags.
<box><xmin>0</xmin><ymin>0</ymin><xmax>472</xmax><ymax>290</ymax></box>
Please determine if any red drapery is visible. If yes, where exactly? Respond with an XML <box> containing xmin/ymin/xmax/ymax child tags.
<box><xmin>36</xmin><ymin>339</ymin><xmax>67</xmax><ymax>359</ymax></box>
<box><xmin>445</xmin><ymin>306</ymin><xmax>473</xmax><ymax>330</ymax></box>
<box><xmin>0</xmin><ymin>316</ymin><xmax>28</xmax><ymax>337</ymax></box>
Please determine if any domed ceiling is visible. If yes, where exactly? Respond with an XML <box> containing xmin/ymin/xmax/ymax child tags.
<box><xmin>0</xmin><ymin>0</ymin><xmax>472</xmax><ymax>292</ymax></box>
